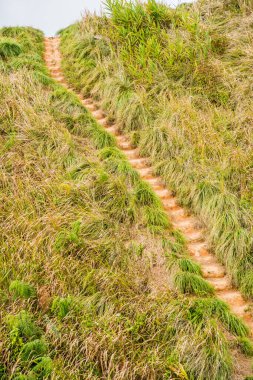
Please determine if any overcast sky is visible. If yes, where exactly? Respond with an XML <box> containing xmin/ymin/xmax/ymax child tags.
<box><xmin>0</xmin><ymin>0</ymin><xmax>193</xmax><ymax>36</ymax></box>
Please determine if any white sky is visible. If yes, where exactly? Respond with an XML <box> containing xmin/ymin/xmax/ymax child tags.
<box><xmin>0</xmin><ymin>0</ymin><xmax>193</xmax><ymax>36</ymax></box>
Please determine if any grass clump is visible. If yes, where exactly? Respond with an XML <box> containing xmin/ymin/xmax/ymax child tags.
<box><xmin>0</xmin><ymin>27</ymin><xmax>45</xmax><ymax>77</ymax></box>
<box><xmin>178</xmin><ymin>258</ymin><xmax>202</xmax><ymax>275</ymax></box>
<box><xmin>0</xmin><ymin>38</ymin><xmax>22</xmax><ymax>58</ymax></box>
<box><xmin>144</xmin><ymin>205</ymin><xmax>170</xmax><ymax>230</ymax></box>
<box><xmin>236</xmin><ymin>337</ymin><xmax>253</xmax><ymax>357</ymax></box>
<box><xmin>51</xmin><ymin>296</ymin><xmax>76</xmax><ymax>319</ymax></box>
<box><xmin>9</xmin><ymin>280</ymin><xmax>36</xmax><ymax>299</ymax></box>
<box><xmin>89</xmin><ymin>122</ymin><xmax>116</xmax><ymax>148</ymax></box>
<box><xmin>174</xmin><ymin>271</ymin><xmax>214</xmax><ymax>296</ymax></box>
<box><xmin>134</xmin><ymin>180</ymin><xmax>160</xmax><ymax>206</ymax></box>
<box><xmin>6</xmin><ymin>311</ymin><xmax>42</xmax><ymax>343</ymax></box>
<box><xmin>188</xmin><ymin>298</ymin><xmax>249</xmax><ymax>337</ymax></box>
<box><xmin>29</xmin><ymin>356</ymin><xmax>53</xmax><ymax>378</ymax></box>
<box><xmin>20</xmin><ymin>339</ymin><xmax>48</xmax><ymax>361</ymax></box>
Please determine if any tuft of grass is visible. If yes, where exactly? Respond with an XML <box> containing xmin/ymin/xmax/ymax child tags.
<box><xmin>89</xmin><ymin>122</ymin><xmax>116</xmax><ymax>148</ymax></box>
<box><xmin>0</xmin><ymin>38</ymin><xmax>22</xmax><ymax>58</ymax></box>
<box><xmin>134</xmin><ymin>180</ymin><xmax>160</xmax><ymax>206</ymax></box>
<box><xmin>20</xmin><ymin>339</ymin><xmax>48</xmax><ymax>361</ymax></box>
<box><xmin>144</xmin><ymin>205</ymin><xmax>170</xmax><ymax>230</ymax></box>
<box><xmin>99</xmin><ymin>146</ymin><xmax>126</xmax><ymax>160</ymax></box>
<box><xmin>188</xmin><ymin>298</ymin><xmax>249</xmax><ymax>337</ymax></box>
<box><xmin>178</xmin><ymin>258</ymin><xmax>202</xmax><ymax>275</ymax></box>
<box><xmin>33</xmin><ymin>71</ymin><xmax>55</xmax><ymax>86</ymax></box>
<box><xmin>9</xmin><ymin>280</ymin><xmax>36</xmax><ymax>299</ymax></box>
<box><xmin>6</xmin><ymin>311</ymin><xmax>42</xmax><ymax>343</ymax></box>
<box><xmin>240</xmin><ymin>272</ymin><xmax>253</xmax><ymax>299</ymax></box>
<box><xmin>51</xmin><ymin>296</ymin><xmax>76</xmax><ymax>319</ymax></box>
<box><xmin>236</xmin><ymin>337</ymin><xmax>253</xmax><ymax>357</ymax></box>
<box><xmin>175</xmin><ymin>272</ymin><xmax>215</xmax><ymax>296</ymax></box>
<box><xmin>30</xmin><ymin>356</ymin><xmax>53</xmax><ymax>378</ymax></box>
<box><xmin>103</xmin><ymin>156</ymin><xmax>140</xmax><ymax>184</ymax></box>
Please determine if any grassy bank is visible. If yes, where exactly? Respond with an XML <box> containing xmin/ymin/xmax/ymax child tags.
<box><xmin>59</xmin><ymin>0</ymin><xmax>253</xmax><ymax>300</ymax></box>
<box><xmin>0</xmin><ymin>26</ymin><xmax>252</xmax><ymax>379</ymax></box>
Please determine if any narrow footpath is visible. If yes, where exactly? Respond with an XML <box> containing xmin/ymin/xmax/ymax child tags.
<box><xmin>44</xmin><ymin>37</ymin><xmax>253</xmax><ymax>336</ymax></box>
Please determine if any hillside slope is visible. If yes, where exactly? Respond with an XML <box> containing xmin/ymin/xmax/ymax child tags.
<box><xmin>0</xmin><ymin>13</ymin><xmax>253</xmax><ymax>380</ymax></box>
<box><xmin>59</xmin><ymin>0</ymin><xmax>253</xmax><ymax>302</ymax></box>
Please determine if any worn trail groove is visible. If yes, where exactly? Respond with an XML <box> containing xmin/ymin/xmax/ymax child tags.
<box><xmin>44</xmin><ymin>37</ymin><xmax>253</xmax><ymax>334</ymax></box>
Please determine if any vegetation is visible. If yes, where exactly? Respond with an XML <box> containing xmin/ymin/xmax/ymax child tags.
<box><xmin>59</xmin><ymin>0</ymin><xmax>253</xmax><ymax>301</ymax></box>
<box><xmin>0</xmin><ymin>18</ymin><xmax>252</xmax><ymax>380</ymax></box>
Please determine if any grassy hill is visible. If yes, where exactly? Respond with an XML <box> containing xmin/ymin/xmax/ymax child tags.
<box><xmin>59</xmin><ymin>0</ymin><xmax>253</xmax><ymax>302</ymax></box>
<box><xmin>1</xmin><ymin>1</ymin><xmax>253</xmax><ymax>379</ymax></box>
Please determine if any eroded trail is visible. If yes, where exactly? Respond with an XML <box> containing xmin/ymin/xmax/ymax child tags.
<box><xmin>44</xmin><ymin>37</ymin><xmax>253</xmax><ymax>335</ymax></box>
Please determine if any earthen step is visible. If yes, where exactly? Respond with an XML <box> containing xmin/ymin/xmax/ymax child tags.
<box><xmin>202</xmin><ymin>263</ymin><xmax>225</xmax><ymax>279</ymax></box>
<box><xmin>184</xmin><ymin>229</ymin><xmax>203</xmax><ymax>243</ymax></box>
<box><xmin>173</xmin><ymin>217</ymin><xmax>197</xmax><ymax>231</ymax></box>
<box><xmin>188</xmin><ymin>241</ymin><xmax>209</xmax><ymax>258</ymax></box>
<box><xmin>194</xmin><ymin>254</ymin><xmax>215</xmax><ymax>265</ymax></box>
<box><xmin>169</xmin><ymin>207</ymin><xmax>185</xmax><ymax>219</ymax></box>
<box><xmin>137</xmin><ymin>167</ymin><xmax>153</xmax><ymax>178</ymax></box>
<box><xmin>163</xmin><ymin>197</ymin><xmax>178</xmax><ymax>210</ymax></box>
<box><xmin>77</xmin><ymin>94</ymin><xmax>84</xmax><ymax>101</ymax></box>
<box><xmin>207</xmin><ymin>276</ymin><xmax>231</xmax><ymax>291</ymax></box>
<box><xmin>232</xmin><ymin>305</ymin><xmax>250</xmax><ymax>318</ymax></box>
<box><xmin>130</xmin><ymin>158</ymin><xmax>148</xmax><ymax>169</ymax></box>
<box><xmin>218</xmin><ymin>290</ymin><xmax>245</xmax><ymax>306</ymax></box>
<box><xmin>92</xmin><ymin>109</ymin><xmax>105</xmax><ymax>119</ymax></box>
<box><xmin>46</xmin><ymin>65</ymin><xmax>56</xmax><ymax>70</ymax></box>
<box><xmin>106</xmin><ymin>125</ymin><xmax>119</xmax><ymax>135</ymax></box>
<box><xmin>50</xmin><ymin>57</ymin><xmax>60</xmax><ymax>63</ymax></box>
<box><xmin>155</xmin><ymin>188</ymin><xmax>171</xmax><ymax>199</ymax></box>
<box><xmin>85</xmin><ymin>103</ymin><xmax>97</xmax><ymax>112</ymax></box>
<box><xmin>49</xmin><ymin>67</ymin><xmax>61</xmax><ymax>73</ymax></box>
<box><xmin>218</xmin><ymin>290</ymin><xmax>250</xmax><ymax>318</ymax></box>
<box><xmin>151</xmin><ymin>183</ymin><xmax>166</xmax><ymax>191</ymax></box>
<box><xmin>55</xmin><ymin>76</ymin><xmax>65</xmax><ymax>82</ymax></box>
<box><xmin>145</xmin><ymin>177</ymin><xmax>163</xmax><ymax>187</ymax></box>
<box><xmin>99</xmin><ymin>117</ymin><xmax>108</xmax><ymax>127</ymax></box>
<box><xmin>117</xmin><ymin>135</ymin><xmax>134</xmax><ymax>150</ymax></box>
<box><xmin>124</xmin><ymin>149</ymin><xmax>139</xmax><ymax>159</ymax></box>
<box><xmin>118</xmin><ymin>140</ymin><xmax>132</xmax><ymax>150</ymax></box>
<box><xmin>116</xmin><ymin>135</ymin><xmax>126</xmax><ymax>142</ymax></box>
<box><xmin>83</xmin><ymin>98</ymin><xmax>93</xmax><ymax>105</ymax></box>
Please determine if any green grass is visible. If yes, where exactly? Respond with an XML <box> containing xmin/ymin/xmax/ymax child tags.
<box><xmin>1</xmin><ymin>25</ymin><xmax>252</xmax><ymax>380</ymax></box>
<box><xmin>236</xmin><ymin>337</ymin><xmax>253</xmax><ymax>357</ymax></box>
<box><xmin>174</xmin><ymin>272</ymin><xmax>215</xmax><ymax>296</ymax></box>
<box><xmin>0</xmin><ymin>38</ymin><xmax>22</xmax><ymax>58</ymax></box>
<box><xmin>9</xmin><ymin>281</ymin><xmax>36</xmax><ymax>299</ymax></box>
<box><xmin>0</xmin><ymin>27</ymin><xmax>46</xmax><ymax>75</ymax></box>
<box><xmin>59</xmin><ymin>0</ymin><xmax>253</xmax><ymax>301</ymax></box>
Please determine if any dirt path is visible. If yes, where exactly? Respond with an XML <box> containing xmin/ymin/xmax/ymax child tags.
<box><xmin>44</xmin><ymin>37</ymin><xmax>253</xmax><ymax>342</ymax></box>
